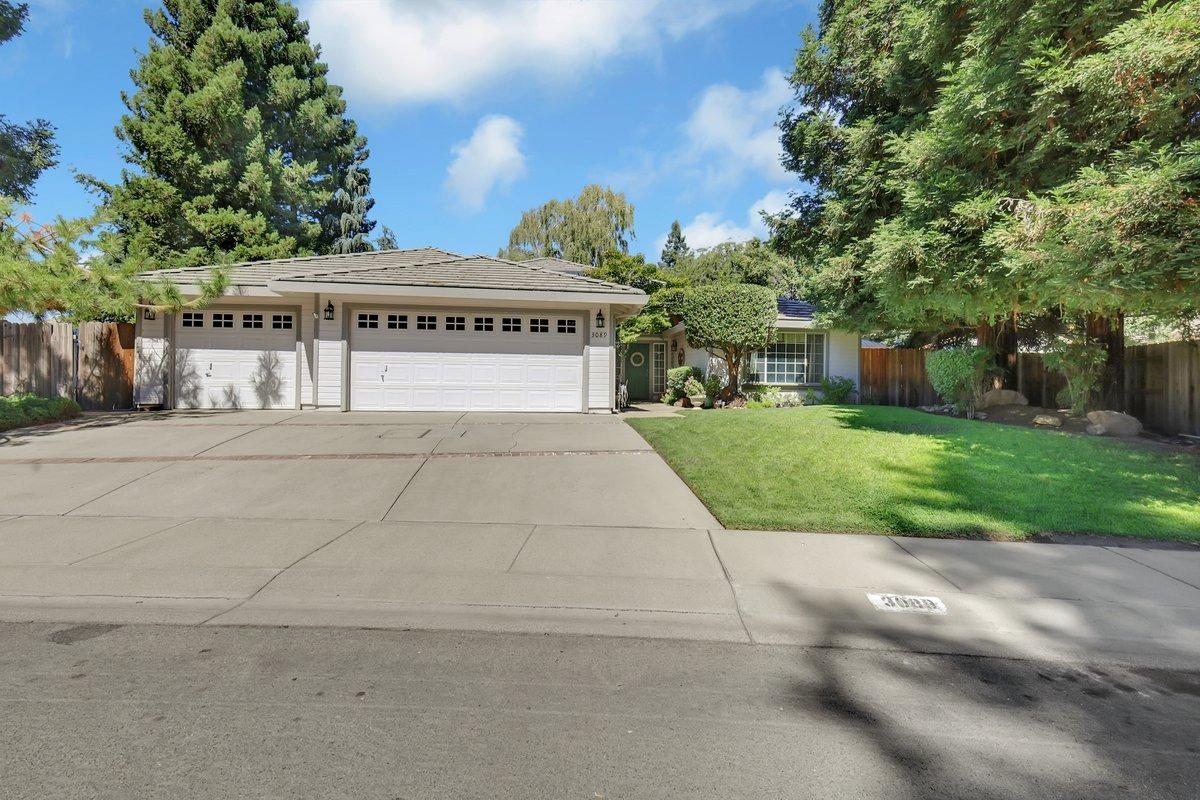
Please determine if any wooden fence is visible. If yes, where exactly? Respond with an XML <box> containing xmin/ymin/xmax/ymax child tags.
<box><xmin>1</xmin><ymin>321</ymin><xmax>136</xmax><ymax>410</ymax></box>
<box><xmin>860</xmin><ymin>343</ymin><xmax>1199</xmax><ymax>437</ymax></box>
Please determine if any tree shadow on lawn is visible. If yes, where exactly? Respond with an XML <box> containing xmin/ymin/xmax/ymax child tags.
<box><xmin>825</xmin><ymin>406</ymin><xmax>1200</xmax><ymax>540</ymax></box>
<box><xmin>773</xmin><ymin>582</ymin><xmax>1200</xmax><ymax>800</ymax></box>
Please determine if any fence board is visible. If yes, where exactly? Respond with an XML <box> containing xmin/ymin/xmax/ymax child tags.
<box><xmin>861</xmin><ymin>343</ymin><xmax>1199</xmax><ymax>436</ymax></box>
<box><xmin>1</xmin><ymin>321</ymin><xmax>136</xmax><ymax>410</ymax></box>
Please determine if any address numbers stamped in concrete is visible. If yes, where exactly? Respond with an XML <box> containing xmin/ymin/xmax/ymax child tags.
<box><xmin>867</xmin><ymin>593</ymin><xmax>948</xmax><ymax>615</ymax></box>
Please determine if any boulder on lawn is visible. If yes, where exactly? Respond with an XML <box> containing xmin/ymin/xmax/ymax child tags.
<box><xmin>1085</xmin><ymin>410</ymin><xmax>1143</xmax><ymax>437</ymax></box>
<box><xmin>1033</xmin><ymin>414</ymin><xmax>1063</xmax><ymax>428</ymax></box>
<box><xmin>979</xmin><ymin>388</ymin><xmax>1029</xmax><ymax>409</ymax></box>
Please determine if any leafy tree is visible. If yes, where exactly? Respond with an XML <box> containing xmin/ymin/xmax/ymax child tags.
<box><xmin>0</xmin><ymin>197</ymin><xmax>226</xmax><ymax>320</ymax></box>
<box><xmin>774</xmin><ymin>0</ymin><xmax>1200</xmax><ymax>400</ymax></box>
<box><xmin>91</xmin><ymin>0</ymin><xmax>374</xmax><ymax>268</ymax></box>
<box><xmin>375</xmin><ymin>224</ymin><xmax>399</xmax><ymax>251</ymax></box>
<box><xmin>673</xmin><ymin>239</ymin><xmax>801</xmax><ymax>296</ymax></box>
<box><xmin>681</xmin><ymin>283</ymin><xmax>777</xmax><ymax>394</ymax></box>
<box><xmin>659</xmin><ymin>220</ymin><xmax>689</xmax><ymax>269</ymax></box>
<box><xmin>585</xmin><ymin>250</ymin><xmax>679</xmax><ymax>346</ymax></box>
<box><xmin>0</xmin><ymin>1</ymin><xmax>58</xmax><ymax>202</ymax></box>
<box><xmin>500</xmin><ymin>184</ymin><xmax>634</xmax><ymax>267</ymax></box>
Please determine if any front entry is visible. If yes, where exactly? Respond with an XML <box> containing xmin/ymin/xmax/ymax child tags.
<box><xmin>624</xmin><ymin>343</ymin><xmax>651</xmax><ymax>401</ymax></box>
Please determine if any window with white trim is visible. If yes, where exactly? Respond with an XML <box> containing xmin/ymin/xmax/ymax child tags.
<box><xmin>272</xmin><ymin>313</ymin><xmax>293</xmax><ymax>330</ymax></box>
<box><xmin>182</xmin><ymin>312</ymin><xmax>203</xmax><ymax>328</ymax></box>
<box><xmin>502</xmin><ymin>317</ymin><xmax>522</xmax><ymax>332</ymax></box>
<box><xmin>446</xmin><ymin>315</ymin><xmax>466</xmax><ymax>331</ymax></box>
<box><xmin>751</xmin><ymin>332</ymin><xmax>826</xmax><ymax>384</ymax></box>
<box><xmin>242</xmin><ymin>313</ymin><xmax>263</xmax><ymax>329</ymax></box>
<box><xmin>556</xmin><ymin>319</ymin><xmax>577</xmax><ymax>334</ymax></box>
<box><xmin>387</xmin><ymin>314</ymin><xmax>407</xmax><ymax>330</ymax></box>
<box><xmin>530</xmin><ymin>318</ymin><xmax>549</xmax><ymax>333</ymax></box>
<box><xmin>357</xmin><ymin>313</ymin><xmax>379</xmax><ymax>329</ymax></box>
<box><xmin>416</xmin><ymin>315</ymin><xmax>437</xmax><ymax>330</ymax></box>
<box><xmin>474</xmin><ymin>316</ymin><xmax>494</xmax><ymax>332</ymax></box>
<box><xmin>212</xmin><ymin>312</ymin><xmax>233</xmax><ymax>328</ymax></box>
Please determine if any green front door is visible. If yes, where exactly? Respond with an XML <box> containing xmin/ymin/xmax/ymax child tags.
<box><xmin>624</xmin><ymin>343</ymin><xmax>651</xmax><ymax>401</ymax></box>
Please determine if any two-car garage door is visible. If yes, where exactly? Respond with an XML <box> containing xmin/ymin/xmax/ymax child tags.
<box><xmin>350</xmin><ymin>309</ymin><xmax>584</xmax><ymax>412</ymax></box>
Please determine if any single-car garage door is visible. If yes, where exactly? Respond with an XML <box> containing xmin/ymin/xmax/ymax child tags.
<box><xmin>175</xmin><ymin>309</ymin><xmax>298</xmax><ymax>409</ymax></box>
<box><xmin>350</xmin><ymin>309</ymin><xmax>583</xmax><ymax>412</ymax></box>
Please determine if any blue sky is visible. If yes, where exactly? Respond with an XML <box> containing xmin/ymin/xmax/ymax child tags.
<box><xmin>3</xmin><ymin>0</ymin><xmax>814</xmax><ymax>260</ymax></box>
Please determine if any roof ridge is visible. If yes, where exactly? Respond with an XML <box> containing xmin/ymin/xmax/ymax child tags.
<box><xmin>469</xmin><ymin>254</ymin><xmax>625</xmax><ymax>292</ymax></box>
<box><xmin>281</xmin><ymin>252</ymin><xmax>467</xmax><ymax>280</ymax></box>
<box><xmin>142</xmin><ymin>246</ymin><xmax>462</xmax><ymax>275</ymax></box>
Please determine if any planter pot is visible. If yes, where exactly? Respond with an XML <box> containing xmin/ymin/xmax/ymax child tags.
<box><xmin>688</xmin><ymin>395</ymin><xmax>706</xmax><ymax>408</ymax></box>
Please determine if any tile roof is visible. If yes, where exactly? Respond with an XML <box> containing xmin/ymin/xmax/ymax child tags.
<box><xmin>522</xmin><ymin>256</ymin><xmax>591</xmax><ymax>276</ymax></box>
<box><xmin>142</xmin><ymin>248</ymin><xmax>644</xmax><ymax>295</ymax></box>
<box><xmin>777</xmin><ymin>298</ymin><xmax>817</xmax><ymax>320</ymax></box>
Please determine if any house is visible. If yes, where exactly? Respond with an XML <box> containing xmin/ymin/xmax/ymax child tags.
<box><xmin>134</xmin><ymin>248</ymin><xmax>647</xmax><ymax>413</ymax></box>
<box><xmin>623</xmin><ymin>297</ymin><xmax>861</xmax><ymax>403</ymax></box>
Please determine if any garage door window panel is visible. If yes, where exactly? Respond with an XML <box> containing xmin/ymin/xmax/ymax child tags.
<box><xmin>357</xmin><ymin>313</ymin><xmax>379</xmax><ymax>329</ymax></box>
<box><xmin>446</xmin><ymin>316</ymin><xmax>466</xmax><ymax>331</ymax></box>
<box><xmin>474</xmin><ymin>316</ymin><xmax>494</xmax><ymax>332</ymax></box>
<box><xmin>502</xmin><ymin>317</ymin><xmax>522</xmax><ymax>332</ymax></box>
<box><xmin>417</xmin><ymin>315</ymin><xmax>437</xmax><ymax>331</ymax></box>
<box><xmin>182</xmin><ymin>312</ymin><xmax>204</xmax><ymax>328</ymax></box>
<box><xmin>212</xmin><ymin>313</ymin><xmax>233</xmax><ymax>328</ymax></box>
<box><xmin>243</xmin><ymin>314</ymin><xmax>263</xmax><ymax>329</ymax></box>
<box><xmin>272</xmin><ymin>314</ymin><xmax>293</xmax><ymax>330</ymax></box>
<box><xmin>388</xmin><ymin>314</ymin><xmax>407</xmax><ymax>330</ymax></box>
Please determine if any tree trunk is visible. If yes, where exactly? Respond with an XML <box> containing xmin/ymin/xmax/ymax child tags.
<box><xmin>725</xmin><ymin>354</ymin><xmax>740</xmax><ymax>395</ymax></box>
<box><xmin>1086</xmin><ymin>312</ymin><xmax>1125</xmax><ymax>411</ymax></box>
<box><xmin>976</xmin><ymin>319</ymin><xmax>1018</xmax><ymax>390</ymax></box>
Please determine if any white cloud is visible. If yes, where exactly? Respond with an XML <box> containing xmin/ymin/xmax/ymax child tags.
<box><xmin>654</xmin><ymin>189</ymin><xmax>789</xmax><ymax>253</ymax></box>
<box><xmin>444</xmin><ymin>115</ymin><xmax>527</xmax><ymax>212</ymax></box>
<box><xmin>303</xmin><ymin>0</ymin><xmax>754</xmax><ymax>106</ymax></box>
<box><xmin>683</xmin><ymin>67</ymin><xmax>792</xmax><ymax>184</ymax></box>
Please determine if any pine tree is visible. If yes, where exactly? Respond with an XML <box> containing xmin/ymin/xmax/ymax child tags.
<box><xmin>375</xmin><ymin>224</ymin><xmax>399</xmax><ymax>251</ymax></box>
<box><xmin>95</xmin><ymin>0</ymin><xmax>374</xmax><ymax>268</ymax></box>
<box><xmin>659</xmin><ymin>220</ymin><xmax>689</xmax><ymax>269</ymax></box>
<box><xmin>0</xmin><ymin>1</ymin><xmax>58</xmax><ymax>202</ymax></box>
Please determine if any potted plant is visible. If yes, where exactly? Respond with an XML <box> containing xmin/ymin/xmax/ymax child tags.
<box><xmin>684</xmin><ymin>376</ymin><xmax>706</xmax><ymax>408</ymax></box>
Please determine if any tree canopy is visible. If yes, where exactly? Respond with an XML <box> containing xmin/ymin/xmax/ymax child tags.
<box><xmin>0</xmin><ymin>1</ymin><xmax>58</xmax><ymax>202</ymax></box>
<box><xmin>671</xmin><ymin>238</ymin><xmax>801</xmax><ymax>297</ymax></box>
<box><xmin>0</xmin><ymin>198</ymin><xmax>226</xmax><ymax>320</ymax></box>
<box><xmin>773</xmin><ymin>0</ymin><xmax>1200</xmax><ymax>333</ymax></box>
<box><xmin>90</xmin><ymin>0</ymin><xmax>374</xmax><ymax>269</ymax></box>
<box><xmin>500</xmin><ymin>184</ymin><xmax>634</xmax><ymax>267</ymax></box>
<box><xmin>659</xmin><ymin>220</ymin><xmax>689</xmax><ymax>269</ymax></box>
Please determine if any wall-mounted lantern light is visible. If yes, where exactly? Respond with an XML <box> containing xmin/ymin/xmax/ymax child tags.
<box><xmin>143</xmin><ymin>308</ymin><xmax>156</xmax><ymax>321</ymax></box>
<box><xmin>670</xmin><ymin>339</ymin><xmax>677</xmax><ymax>351</ymax></box>
<box><xmin>594</xmin><ymin>309</ymin><xmax>605</xmax><ymax>329</ymax></box>
<box><xmin>323</xmin><ymin>301</ymin><xmax>335</xmax><ymax>321</ymax></box>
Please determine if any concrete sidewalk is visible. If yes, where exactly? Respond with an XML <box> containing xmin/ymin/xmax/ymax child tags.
<box><xmin>1</xmin><ymin>514</ymin><xmax>1198</xmax><ymax>667</ymax></box>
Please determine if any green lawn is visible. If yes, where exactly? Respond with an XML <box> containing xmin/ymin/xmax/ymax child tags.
<box><xmin>628</xmin><ymin>405</ymin><xmax>1200</xmax><ymax>541</ymax></box>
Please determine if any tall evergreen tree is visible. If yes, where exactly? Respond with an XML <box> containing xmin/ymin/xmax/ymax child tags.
<box><xmin>93</xmin><ymin>0</ymin><xmax>374</xmax><ymax>268</ymax></box>
<box><xmin>659</xmin><ymin>220</ymin><xmax>689</xmax><ymax>269</ymax></box>
<box><xmin>0</xmin><ymin>1</ymin><xmax>58</xmax><ymax>202</ymax></box>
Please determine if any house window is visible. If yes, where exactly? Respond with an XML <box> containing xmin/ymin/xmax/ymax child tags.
<box><xmin>272</xmin><ymin>313</ymin><xmax>293</xmax><ymax>330</ymax></box>
<box><xmin>556</xmin><ymin>319</ymin><xmax>577</xmax><ymax>334</ymax></box>
<box><xmin>502</xmin><ymin>317</ymin><xmax>522</xmax><ymax>332</ymax></box>
<box><xmin>387</xmin><ymin>314</ymin><xmax>407</xmax><ymax>330</ymax></box>
<box><xmin>357</xmin><ymin>313</ymin><xmax>379</xmax><ymax>329</ymax></box>
<box><xmin>530</xmin><ymin>318</ymin><xmax>549</xmax><ymax>333</ymax></box>
<box><xmin>416</xmin><ymin>315</ymin><xmax>437</xmax><ymax>330</ymax></box>
<box><xmin>474</xmin><ymin>316</ymin><xmax>494</xmax><ymax>332</ymax></box>
<box><xmin>182</xmin><ymin>312</ymin><xmax>203</xmax><ymax>328</ymax></box>
<box><xmin>242</xmin><ymin>313</ymin><xmax>263</xmax><ymax>329</ymax></box>
<box><xmin>446</xmin><ymin>315</ymin><xmax>466</xmax><ymax>331</ymax></box>
<box><xmin>751</xmin><ymin>332</ymin><xmax>826</xmax><ymax>384</ymax></box>
<box><xmin>651</xmin><ymin>342</ymin><xmax>666</xmax><ymax>397</ymax></box>
<box><xmin>212</xmin><ymin>312</ymin><xmax>233</xmax><ymax>328</ymax></box>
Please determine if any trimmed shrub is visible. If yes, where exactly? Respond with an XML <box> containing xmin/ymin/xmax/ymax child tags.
<box><xmin>0</xmin><ymin>394</ymin><xmax>82</xmax><ymax>433</ymax></box>
<box><xmin>819</xmin><ymin>375</ymin><xmax>856</xmax><ymax>404</ymax></box>
<box><xmin>680</xmin><ymin>283</ymin><xmax>777</xmax><ymax>394</ymax></box>
<box><xmin>925</xmin><ymin>346</ymin><xmax>992</xmax><ymax>414</ymax></box>
<box><xmin>702</xmin><ymin>373</ymin><xmax>722</xmax><ymax>398</ymax></box>
<box><xmin>683</xmin><ymin>377</ymin><xmax>705</xmax><ymax>397</ymax></box>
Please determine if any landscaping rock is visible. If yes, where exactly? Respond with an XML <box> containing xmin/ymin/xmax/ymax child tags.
<box><xmin>979</xmin><ymin>388</ymin><xmax>1029</xmax><ymax>409</ymax></box>
<box><xmin>1086</xmin><ymin>423</ymin><xmax>1106</xmax><ymax>436</ymax></box>
<box><xmin>1085</xmin><ymin>410</ymin><xmax>1143</xmax><ymax>437</ymax></box>
<box><xmin>1033</xmin><ymin>414</ymin><xmax>1063</xmax><ymax>428</ymax></box>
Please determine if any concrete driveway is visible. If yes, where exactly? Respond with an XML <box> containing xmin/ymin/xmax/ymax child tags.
<box><xmin>2</xmin><ymin>410</ymin><xmax>1200</xmax><ymax>666</ymax></box>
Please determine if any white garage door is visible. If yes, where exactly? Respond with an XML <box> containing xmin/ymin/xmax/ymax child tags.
<box><xmin>350</xmin><ymin>309</ymin><xmax>584</xmax><ymax>412</ymax></box>
<box><xmin>175</xmin><ymin>309</ymin><xmax>298</xmax><ymax>409</ymax></box>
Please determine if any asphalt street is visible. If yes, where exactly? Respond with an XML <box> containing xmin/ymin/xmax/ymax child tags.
<box><xmin>2</xmin><ymin>621</ymin><xmax>1197</xmax><ymax>800</ymax></box>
